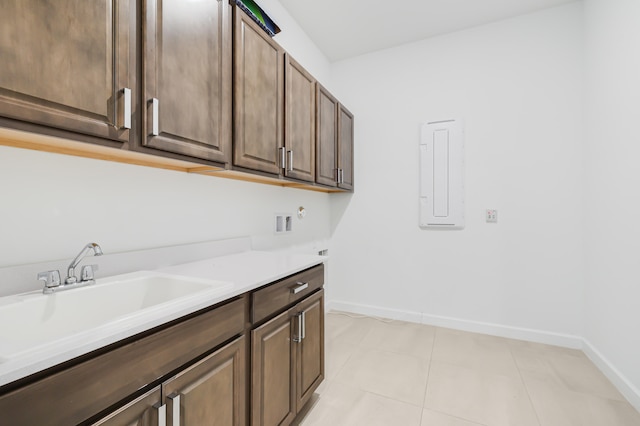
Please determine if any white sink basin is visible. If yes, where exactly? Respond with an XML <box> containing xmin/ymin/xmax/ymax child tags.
<box><xmin>0</xmin><ymin>271</ymin><xmax>233</xmax><ymax>362</ymax></box>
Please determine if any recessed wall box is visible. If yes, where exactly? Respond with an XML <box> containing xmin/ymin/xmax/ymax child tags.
<box><xmin>419</xmin><ymin>119</ymin><xmax>465</xmax><ymax>229</ymax></box>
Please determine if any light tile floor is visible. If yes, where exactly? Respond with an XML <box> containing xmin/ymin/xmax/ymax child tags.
<box><xmin>298</xmin><ymin>312</ymin><xmax>640</xmax><ymax>426</ymax></box>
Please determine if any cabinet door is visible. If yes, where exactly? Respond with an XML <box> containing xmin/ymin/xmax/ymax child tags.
<box><xmin>315</xmin><ymin>85</ymin><xmax>338</xmax><ymax>187</ymax></box>
<box><xmin>163</xmin><ymin>336</ymin><xmax>246</xmax><ymax>426</ymax></box>
<box><xmin>143</xmin><ymin>0</ymin><xmax>232</xmax><ymax>163</ymax></box>
<box><xmin>338</xmin><ymin>104</ymin><xmax>355</xmax><ymax>191</ymax></box>
<box><xmin>233</xmin><ymin>7</ymin><xmax>285</xmax><ymax>175</ymax></box>
<box><xmin>0</xmin><ymin>0</ymin><xmax>135</xmax><ymax>144</ymax></box>
<box><xmin>251</xmin><ymin>310</ymin><xmax>296</xmax><ymax>426</ymax></box>
<box><xmin>284</xmin><ymin>55</ymin><xmax>316</xmax><ymax>183</ymax></box>
<box><xmin>91</xmin><ymin>387</ymin><xmax>163</xmax><ymax>426</ymax></box>
<box><xmin>294</xmin><ymin>290</ymin><xmax>324</xmax><ymax>412</ymax></box>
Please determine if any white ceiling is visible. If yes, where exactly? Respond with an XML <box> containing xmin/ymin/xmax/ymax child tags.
<box><xmin>277</xmin><ymin>0</ymin><xmax>578</xmax><ymax>61</ymax></box>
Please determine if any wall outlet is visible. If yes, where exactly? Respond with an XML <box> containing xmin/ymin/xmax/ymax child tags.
<box><xmin>275</xmin><ymin>214</ymin><xmax>293</xmax><ymax>233</ymax></box>
<box><xmin>486</xmin><ymin>209</ymin><xmax>498</xmax><ymax>223</ymax></box>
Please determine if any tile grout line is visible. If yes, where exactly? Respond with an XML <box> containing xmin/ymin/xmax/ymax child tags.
<box><xmin>421</xmin><ymin>324</ymin><xmax>439</xmax><ymax>410</ymax></box>
<box><xmin>509</xmin><ymin>344</ymin><xmax>543</xmax><ymax>426</ymax></box>
<box><xmin>421</xmin><ymin>324</ymin><xmax>491</xmax><ymax>426</ymax></box>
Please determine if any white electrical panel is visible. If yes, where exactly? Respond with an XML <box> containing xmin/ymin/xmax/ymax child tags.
<box><xmin>420</xmin><ymin>119</ymin><xmax>465</xmax><ymax>229</ymax></box>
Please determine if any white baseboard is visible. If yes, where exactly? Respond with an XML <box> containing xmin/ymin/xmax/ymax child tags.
<box><xmin>582</xmin><ymin>339</ymin><xmax>640</xmax><ymax>413</ymax></box>
<box><xmin>330</xmin><ymin>301</ymin><xmax>423</xmax><ymax>323</ymax></box>
<box><xmin>330</xmin><ymin>300</ymin><xmax>582</xmax><ymax>348</ymax></box>
<box><xmin>419</xmin><ymin>312</ymin><xmax>583</xmax><ymax>349</ymax></box>
<box><xmin>329</xmin><ymin>300</ymin><xmax>640</xmax><ymax>412</ymax></box>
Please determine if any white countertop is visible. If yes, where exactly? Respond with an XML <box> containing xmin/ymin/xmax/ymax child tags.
<box><xmin>0</xmin><ymin>250</ymin><xmax>325</xmax><ymax>388</ymax></box>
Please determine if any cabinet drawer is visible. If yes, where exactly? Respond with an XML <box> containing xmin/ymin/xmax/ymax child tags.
<box><xmin>252</xmin><ymin>264</ymin><xmax>324</xmax><ymax>324</ymax></box>
<box><xmin>0</xmin><ymin>297</ymin><xmax>246</xmax><ymax>426</ymax></box>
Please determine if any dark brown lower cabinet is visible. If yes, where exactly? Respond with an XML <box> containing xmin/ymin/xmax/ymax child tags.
<box><xmin>91</xmin><ymin>387</ymin><xmax>163</xmax><ymax>426</ymax></box>
<box><xmin>295</xmin><ymin>291</ymin><xmax>324</xmax><ymax>412</ymax></box>
<box><xmin>252</xmin><ymin>310</ymin><xmax>296</xmax><ymax>426</ymax></box>
<box><xmin>251</xmin><ymin>289</ymin><xmax>324</xmax><ymax>426</ymax></box>
<box><xmin>163</xmin><ymin>335</ymin><xmax>246</xmax><ymax>426</ymax></box>
<box><xmin>0</xmin><ymin>265</ymin><xmax>325</xmax><ymax>426</ymax></box>
<box><xmin>91</xmin><ymin>336</ymin><xmax>246</xmax><ymax>426</ymax></box>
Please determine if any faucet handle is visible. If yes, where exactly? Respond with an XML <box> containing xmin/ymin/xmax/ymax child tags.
<box><xmin>81</xmin><ymin>264</ymin><xmax>99</xmax><ymax>282</ymax></box>
<box><xmin>37</xmin><ymin>270</ymin><xmax>61</xmax><ymax>288</ymax></box>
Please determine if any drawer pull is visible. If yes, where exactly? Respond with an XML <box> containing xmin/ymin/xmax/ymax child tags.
<box><xmin>291</xmin><ymin>282</ymin><xmax>309</xmax><ymax>294</ymax></box>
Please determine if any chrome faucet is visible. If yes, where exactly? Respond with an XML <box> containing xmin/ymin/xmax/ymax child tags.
<box><xmin>65</xmin><ymin>242</ymin><xmax>103</xmax><ymax>284</ymax></box>
<box><xmin>37</xmin><ymin>242</ymin><xmax>104</xmax><ymax>294</ymax></box>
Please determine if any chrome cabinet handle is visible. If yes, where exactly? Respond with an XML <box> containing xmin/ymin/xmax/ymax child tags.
<box><xmin>168</xmin><ymin>393</ymin><xmax>181</xmax><ymax>426</ymax></box>
<box><xmin>155</xmin><ymin>403</ymin><xmax>167</xmax><ymax>426</ymax></box>
<box><xmin>150</xmin><ymin>98</ymin><xmax>159</xmax><ymax>136</ymax></box>
<box><xmin>287</xmin><ymin>150</ymin><xmax>293</xmax><ymax>171</ymax></box>
<box><xmin>291</xmin><ymin>281</ymin><xmax>309</xmax><ymax>294</ymax></box>
<box><xmin>293</xmin><ymin>312</ymin><xmax>303</xmax><ymax>343</ymax></box>
<box><xmin>280</xmin><ymin>147</ymin><xmax>286</xmax><ymax>169</ymax></box>
<box><xmin>301</xmin><ymin>310</ymin><xmax>306</xmax><ymax>340</ymax></box>
<box><xmin>119</xmin><ymin>88</ymin><xmax>131</xmax><ymax>129</ymax></box>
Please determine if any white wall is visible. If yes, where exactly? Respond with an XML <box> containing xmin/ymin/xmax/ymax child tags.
<box><xmin>0</xmin><ymin>146</ymin><xmax>330</xmax><ymax>267</ymax></box>
<box><xmin>329</xmin><ymin>3</ymin><xmax>585</xmax><ymax>339</ymax></box>
<box><xmin>259</xmin><ymin>0</ymin><xmax>332</xmax><ymax>87</ymax></box>
<box><xmin>583</xmin><ymin>0</ymin><xmax>640</xmax><ymax>403</ymax></box>
<box><xmin>0</xmin><ymin>0</ymin><xmax>332</xmax><ymax>289</ymax></box>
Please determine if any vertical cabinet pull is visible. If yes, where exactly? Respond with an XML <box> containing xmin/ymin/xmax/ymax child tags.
<box><xmin>149</xmin><ymin>98</ymin><xmax>159</xmax><ymax>136</ymax></box>
<box><xmin>119</xmin><ymin>88</ymin><xmax>131</xmax><ymax>129</ymax></box>
<box><xmin>155</xmin><ymin>403</ymin><xmax>167</xmax><ymax>426</ymax></box>
<box><xmin>168</xmin><ymin>393</ymin><xmax>181</xmax><ymax>426</ymax></box>
<box><xmin>293</xmin><ymin>312</ymin><xmax>304</xmax><ymax>343</ymax></box>
<box><xmin>279</xmin><ymin>147</ymin><xmax>286</xmax><ymax>169</ymax></box>
<box><xmin>294</xmin><ymin>311</ymin><xmax>306</xmax><ymax>342</ymax></box>
<box><xmin>287</xmin><ymin>150</ymin><xmax>294</xmax><ymax>171</ymax></box>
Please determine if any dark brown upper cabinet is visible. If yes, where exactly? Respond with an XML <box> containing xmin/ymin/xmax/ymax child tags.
<box><xmin>315</xmin><ymin>84</ymin><xmax>339</xmax><ymax>187</ymax></box>
<box><xmin>233</xmin><ymin>6</ymin><xmax>285</xmax><ymax>175</ymax></box>
<box><xmin>315</xmin><ymin>84</ymin><xmax>354</xmax><ymax>191</ymax></box>
<box><xmin>337</xmin><ymin>104</ymin><xmax>354</xmax><ymax>191</ymax></box>
<box><xmin>284</xmin><ymin>55</ymin><xmax>316</xmax><ymax>183</ymax></box>
<box><xmin>0</xmin><ymin>0</ymin><xmax>137</xmax><ymax>146</ymax></box>
<box><xmin>142</xmin><ymin>0</ymin><xmax>232</xmax><ymax>164</ymax></box>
